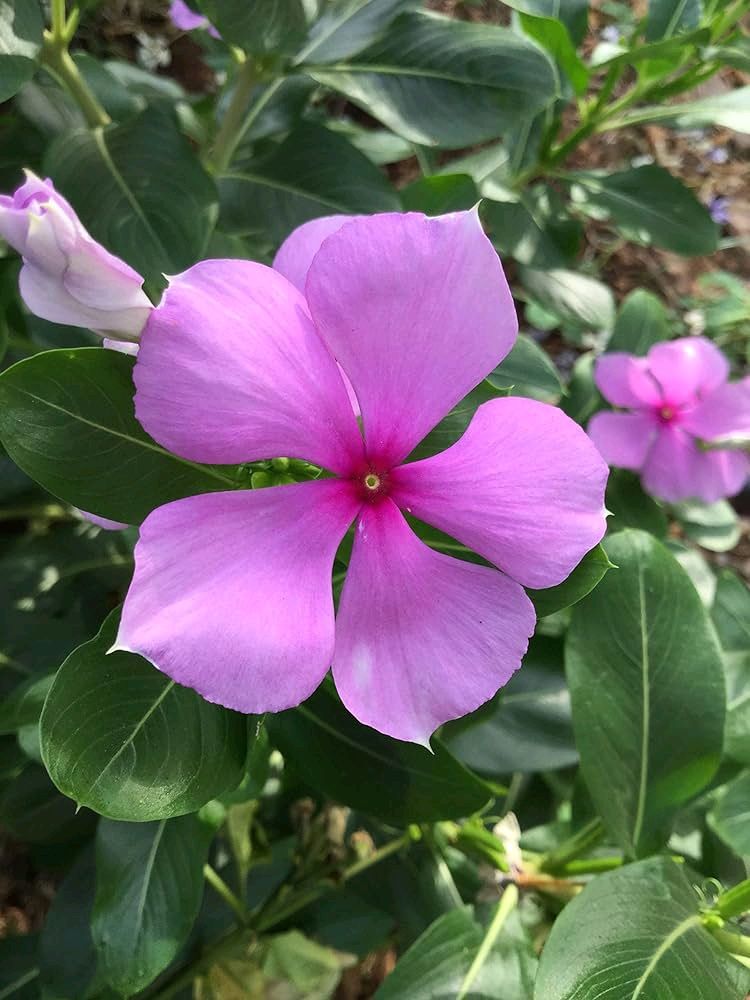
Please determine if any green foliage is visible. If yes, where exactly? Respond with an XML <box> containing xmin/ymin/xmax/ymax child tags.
<box><xmin>0</xmin><ymin>0</ymin><xmax>43</xmax><ymax>103</ymax></box>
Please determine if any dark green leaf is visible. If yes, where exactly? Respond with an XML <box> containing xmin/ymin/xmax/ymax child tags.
<box><xmin>445</xmin><ymin>636</ymin><xmax>578</xmax><ymax>774</ymax></box>
<box><xmin>712</xmin><ymin>570</ymin><xmax>750</xmax><ymax>652</ymax></box>
<box><xmin>675</xmin><ymin>500</ymin><xmax>741</xmax><ymax>553</ymax></box>
<box><xmin>571</xmin><ymin>166</ymin><xmax>718</xmax><ymax>256</ymax></box>
<box><xmin>710</xmin><ymin>36</ymin><xmax>750</xmax><ymax>73</ymax></box>
<box><xmin>646</xmin><ymin>0</ymin><xmax>702</xmax><ymax>41</ymax></box>
<box><xmin>621</xmin><ymin>87</ymin><xmax>750</xmax><ymax>134</ymax></box>
<box><xmin>199</xmin><ymin>0</ymin><xmax>306</xmax><ymax>53</ymax></box>
<box><xmin>606</xmin><ymin>468</ymin><xmax>668</xmax><ymax>537</ymax></box>
<box><xmin>484</xmin><ymin>198</ymin><xmax>570</xmax><ymax>269</ymax></box>
<box><xmin>528</xmin><ymin>543</ymin><xmax>612</xmax><ymax>618</ymax></box>
<box><xmin>219</xmin><ymin>122</ymin><xmax>398</xmax><ymax>244</ymax></box>
<box><xmin>44</xmin><ymin>107</ymin><xmax>217</xmax><ymax>285</ymax></box>
<box><xmin>400</xmin><ymin>174</ymin><xmax>479</xmax><ymax>215</ymax></box>
<box><xmin>0</xmin><ymin>764</ymin><xmax>94</xmax><ymax>844</ymax></box>
<box><xmin>501</xmin><ymin>0</ymin><xmax>588</xmax><ymax>44</ymax></box>
<box><xmin>520</xmin><ymin>267</ymin><xmax>615</xmax><ymax>332</ymax></box>
<box><xmin>560</xmin><ymin>353</ymin><xmax>603</xmax><ymax>426</ymax></box>
<box><xmin>297</xmin><ymin>0</ymin><xmax>417</xmax><ymax>62</ymax></box>
<box><xmin>407</xmin><ymin>381</ymin><xmax>501</xmax><ymax>462</ymax></box>
<box><xmin>535</xmin><ymin>857</ymin><xmax>750</xmax><ymax>1000</ymax></box>
<box><xmin>0</xmin><ymin>0</ymin><xmax>43</xmax><ymax>103</ymax></box>
<box><xmin>566</xmin><ymin>530</ymin><xmax>726</xmax><ymax>857</ymax></box>
<box><xmin>305</xmin><ymin>11</ymin><xmax>558</xmax><ymax>148</ymax></box>
<box><xmin>608</xmin><ymin>289</ymin><xmax>670</xmax><ymax>355</ymax></box>
<box><xmin>0</xmin><ymin>933</ymin><xmax>40</xmax><ymax>1000</ymax></box>
<box><xmin>298</xmin><ymin>889</ymin><xmax>394</xmax><ymax>958</ymax></box>
<box><xmin>268</xmin><ymin>685</ymin><xmax>491</xmax><ymax>825</ymax></box>
<box><xmin>518</xmin><ymin>13</ymin><xmax>589</xmax><ymax>95</ymax></box>
<box><xmin>0</xmin><ymin>348</ymin><xmax>237</xmax><ymax>524</ymax></box>
<box><xmin>40</xmin><ymin>610</ymin><xmax>248</xmax><ymax>821</ymax></box>
<box><xmin>0</xmin><ymin>674</ymin><xmax>53</xmax><ymax>734</ymax></box>
<box><xmin>709</xmin><ymin>772</ymin><xmax>750</xmax><ymax>856</ymax></box>
<box><xmin>486</xmin><ymin>333</ymin><xmax>563</xmax><ymax>403</ymax></box>
<box><xmin>724</xmin><ymin>652</ymin><xmax>750</xmax><ymax>765</ymax></box>
<box><xmin>92</xmin><ymin>815</ymin><xmax>214</xmax><ymax>994</ymax></box>
<box><xmin>376</xmin><ymin>906</ymin><xmax>536</xmax><ymax>1000</ymax></box>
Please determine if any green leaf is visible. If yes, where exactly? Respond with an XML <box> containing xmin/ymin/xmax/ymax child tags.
<box><xmin>376</xmin><ymin>906</ymin><xmax>536</xmax><ymax>1000</ymax></box>
<box><xmin>40</xmin><ymin>610</ymin><xmax>248</xmax><ymax>821</ymax></box>
<box><xmin>218</xmin><ymin>122</ymin><xmax>398</xmax><ymax>244</ymax></box>
<box><xmin>92</xmin><ymin>814</ymin><xmax>214</xmax><ymax>995</ymax></box>
<box><xmin>44</xmin><ymin>107</ymin><xmax>217</xmax><ymax>285</ymax></box>
<box><xmin>527</xmin><ymin>543</ymin><xmax>612</xmax><ymax>618</ymax></box>
<box><xmin>571</xmin><ymin>165</ymin><xmax>718</xmax><ymax>256</ymax></box>
<box><xmin>486</xmin><ymin>333</ymin><xmax>563</xmax><ymax>403</ymax></box>
<box><xmin>199</xmin><ymin>0</ymin><xmax>307</xmax><ymax>53</ymax></box>
<box><xmin>519</xmin><ymin>267</ymin><xmax>615</xmax><ymax>333</ymax></box>
<box><xmin>560</xmin><ymin>353</ymin><xmax>603</xmax><ymax>426</ymax></box>
<box><xmin>0</xmin><ymin>348</ymin><xmax>237</xmax><ymax>525</ymax></box>
<box><xmin>606</xmin><ymin>468</ymin><xmax>668</xmax><ymax>537</ymax></box>
<box><xmin>646</xmin><ymin>0</ymin><xmax>702</xmax><ymax>41</ymax></box>
<box><xmin>268</xmin><ymin>684</ymin><xmax>491</xmax><ymax>825</ymax></box>
<box><xmin>628</xmin><ymin>86</ymin><xmax>750</xmax><ymax>134</ymax></box>
<box><xmin>296</xmin><ymin>0</ymin><xmax>417</xmax><ymax>63</ymax></box>
<box><xmin>400</xmin><ymin>174</ymin><xmax>479</xmax><ymax>215</ymax></box>
<box><xmin>518</xmin><ymin>13</ymin><xmax>589</xmax><ymax>95</ymax></box>
<box><xmin>709</xmin><ymin>36</ymin><xmax>750</xmax><ymax>74</ymax></box>
<box><xmin>608</xmin><ymin>289</ymin><xmax>670</xmax><ymax>355</ymax></box>
<box><xmin>407</xmin><ymin>381</ymin><xmax>502</xmax><ymax>462</ymax></box>
<box><xmin>305</xmin><ymin>11</ymin><xmax>558</xmax><ymax>148</ymax></box>
<box><xmin>445</xmin><ymin>636</ymin><xmax>578</xmax><ymax>775</ymax></box>
<box><xmin>0</xmin><ymin>674</ymin><xmax>53</xmax><ymax>735</ymax></box>
<box><xmin>535</xmin><ymin>857</ymin><xmax>750</xmax><ymax>1000</ymax></box>
<box><xmin>724</xmin><ymin>651</ymin><xmax>750</xmax><ymax>765</ymax></box>
<box><xmin>483</xmin><ymin>198</ymin><xmax>570</xmax><ymax>269</ymax></box>
<box><xmin>709</xmin><ymin>771</ymin><xmax>750</xmax><ymax>856</ymax></box>
<box><xmin>0</xmin><ymin>933</ymin><xmax>40</xmax><ymax>1000</ymax></box>
<box><xmin>0</xmin><ymin>764</ymin><xmax>94</xmax><ymax>845</ymax></box>
<box><xmin>712</xmin><ymin>570</ymin><xmax>750</xmax><ymax>652</ymax></box>
<box><xmin>0</xmin><ymin>0</ymin><xmax>43</xmax><ymax>103</ymax></box>
<box><xmin>501</xmin><ymin>0</ymin><xmax>588</xmax><ymax>44</ymax></box>
<box><xmin>674</xmin><ymin>499</ymin><xmax>741</xmax><ymax>553</ymax></box>
<box><xmin>566</xmin><ymin>530</ymin><xmax>726</xmax><ymax>857</ymax></box>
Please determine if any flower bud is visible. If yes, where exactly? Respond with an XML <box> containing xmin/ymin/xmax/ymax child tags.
<box><xmin>0</xmin><ymin>170</ymin><xmax>151</xmax><ymax>341</ymax></box>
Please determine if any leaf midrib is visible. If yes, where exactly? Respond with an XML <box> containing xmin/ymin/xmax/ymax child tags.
<box><xmin>631</xmin><ymin>914</ymin><xmax>701</xmax><ymax>998</ymax></box>
<box><xmin>632</xmin><ymin>559</ymin><xmax>650</xmax><ymax>851</ymax></box>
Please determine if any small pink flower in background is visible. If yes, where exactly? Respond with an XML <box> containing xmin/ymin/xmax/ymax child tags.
<box><xmin>588</xmin><ymin>337</ymin><xmax>750</xmax><ymax>503</ymax></box>
<box><xmin>113</xmin><ymin>211</ymin><xmax>608</xmax><ymax>745</ymax></box>
<box><xmin>0</xmin><ymin>171</ymin><xmax>151</xmax><ymax>341</ymax></box>
<box><xmin>169</xmin><ymin>0</ymin><xmax>220</xmax><ymax>38</ymax></box>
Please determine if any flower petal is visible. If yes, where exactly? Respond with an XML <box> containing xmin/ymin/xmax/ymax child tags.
<box><xmin>78</xmin><ymin>510</ymin><xmax>129</xmax><ymax>531</ymax></box>
<box><xmin>642</xmin><ymin>425</ymin><xmax>749</xmax><ymax>503</ymax></box>
<box><xmin>332</xmin><ymin>499</ymin><xmax>535</xmax><ymax>745</ymax></box>
<box><xmin>594</xmin><ymin>353</ymin><xmax>661</xmax><ymax>408</ymax></box>
<box><xmin>681</xmin><ymin>378</ymin><xmax>750</xmax><ymax>444</ymax></box>
<box><xmin>115</xmin><ymin>480</ymin><xmax>360</xmax><ymax>714</ymax></box>
<box><xmin>273</xmin><ymin>215</ymin><xmax>355</xmax><ymax>292</ymax></box>
<box><xmin>647</xmin><ymin>336</ymin><xmax>729</xmax><ymax>406</ymax></box>
<box><xmin>390</xmin><ymin>396</ymin><xmax>608</xmax><ymax>589</ymax></box>
<box><xmin>305</xmin><ymin>210</ymin><xmax>517</xmax><ymax>466</ymax></box>
<box><xmin>587</xmin><ymin>411</ymin><xmax>657</xmax><ymax>469</ymax></box>
<box><xmin>134</xmin><ymin>259</ymin><xmax>365</xmax><ymax>473</ymax></box>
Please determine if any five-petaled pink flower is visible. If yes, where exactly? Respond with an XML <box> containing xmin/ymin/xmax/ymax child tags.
<box><xmin>114</xmin><ymin>211</ymin><xmax>608</xmax><ymax>745</ymax></box>
<box><xmin>588</xmin><ymin>337</ymin><xmax>750</xmax><ymax>503</ymax></box>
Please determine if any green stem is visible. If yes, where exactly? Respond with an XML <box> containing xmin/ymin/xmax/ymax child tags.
<box><xmin>707</xmin><ymin>925</ymin><xmax>750</xmax><ymax>959</ymax></box>
<box><xmin>557</xmin><ymin>855</ymin><xmax>623</xmax><ymax>876</ymax></box>
<box><xmin>209</xmin><ymin>56</ymin><xmax>259</xmax><ymax>173</ymax></box>
<box><xmin>716</xmin><ymin>879</ymin><xmax>750</xmax><ymax>920</ymax></box>
<box><xmin>41</xmin><ymin>38</ymin><xmax>110</xmax><ymax>128</ymax></box>
<box><xmin>456</xmin><ymin>885</ymin><xmax>519</xmax><ymax>1000</ymax></box>
<box><xmin>231</xmin><ymin>77</ymin><xmax>284</xmax><ymax>156</ymax></box>
<box><xmin>203</xmin><ymin>864</ymin><xmax>250</xmax><ymax>925</ymax></box>
<box><xmin>540</xmin><ymin>818</ymin><xmax>606</xmax><ymax>874</ymax></box>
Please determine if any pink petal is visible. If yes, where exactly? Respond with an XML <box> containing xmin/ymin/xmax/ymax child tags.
<box><xmin>115</xmin><ymin>481</ymin><xmax>361</xmax><ymax>714</ymax></box>
<box><xmin>273</xmin><ymin>215</ymin><xmax>355</xmax><ymax>292</ymax></box>
<box><xmin>78</xmin><ymin>510</ymin><xmax>129</xmax><ymax>531</ymax></box>
<box><xmin>332</xmin><ymin>498</ymin><xmax>535</xmax><ymax>746</ymax></box>
<box><xmin>587</xmin><ymin>411</ymin><xmax>657</xmax><ymax>470</ymax></box>
<box><xmin>642</xmin><ymin>425</ymin><xmax>750</xmax><ymax>503</ymax></box>
<box><xmin>134</xmin><ymin>260</ymin><xmax>365</xmax><ymax>474</ymax></box>
<box><xmin>681</xmin><ymin>377</ymin><xmax>750</xmax><ymax>443</ymax></box>
<box><xmin>594</xmin><ymin>353</ymin><xmax>661</xmax><ymax>408</ymax></box>
<box><xmin>102</xmin><ymin>338</ymin><xmax>139</xmax><ymax>355</ymax></box>
<box><xmin>647</xmin><ymin>336</ymin><xmax>729</xmax><ymax>406</ymax></box>
<box><xmin>390</xmin><ymin>397</ymin><xmax>608</xmax><ymax>590</ymax></box>
<box><xmin>305</xmin><ymin>210</ymin><xmax>517</xmax><ymax>467</ymax></box>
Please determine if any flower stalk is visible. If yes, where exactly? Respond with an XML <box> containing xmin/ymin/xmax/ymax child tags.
<box><xmin>208</xmin><ymin>55</ymin><xmax>259</xmax><ymax>173</ymax></box>
<box><xmin>41</xmin><ymin>2</ymin><xmax>110</xmax><ymax>128</ymax></box>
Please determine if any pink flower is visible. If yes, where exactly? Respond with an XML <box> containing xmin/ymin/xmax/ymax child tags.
<box><xmin>114</xmin><ymin>211</ymin><xmax>607</xmax><ymax>744</ymax></box>
<box><xmin>169</xmin><ymin>0</ymin><xmax>220</xmax><ymax>38</ymax></box>
<box><xmin>589</xmin><ymin>337</ymin><xmax>750</xmax><ymax>503</ymax></box>
<box><xmin>0</xmin><ymin>171</ymin><xmax>151</xmax><ymax>341</ymax></box>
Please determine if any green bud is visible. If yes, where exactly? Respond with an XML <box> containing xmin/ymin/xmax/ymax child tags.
<box><xmin>251</xmin><ymin>470</ymin><xmax>273</xmax><ymax>489</ymax></box>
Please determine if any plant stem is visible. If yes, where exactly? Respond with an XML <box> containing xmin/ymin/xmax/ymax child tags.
<box><xmin>41</xmin><ymin>4</ymin><xmax>110</xmax><ymax>129</ymax></box>
<box><xmin>456</xmin><ymin>884</ymin><xmax>519</xmax><ymax>1000</ymax></box>
<box><xmin>707</xmin><ymin>924</ymin><xmax>750</xmax><ymax>959</ymax></box>
<box><xmin>716</xmin><ymin>879</ymin><xmax>750</xmax><ymax>920</ymax></box>
<box><xmin>556</xmin><ymin>855</ymin><xmax>623</xmax><ymax>876</ymax></box>
<box><xmin>540</xmin><ymin>818</ymin><xmax>606</xmax><ymax>874</ymax></box>
<box><xmin>203</xmin><ymin>864</ymin><xmax>250</xmax><ymax>925</ymax></box>
<box><xmin>208</xmin><ymin>56</ymin><xmax>259</xmax><ymax>173</ymax></box>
